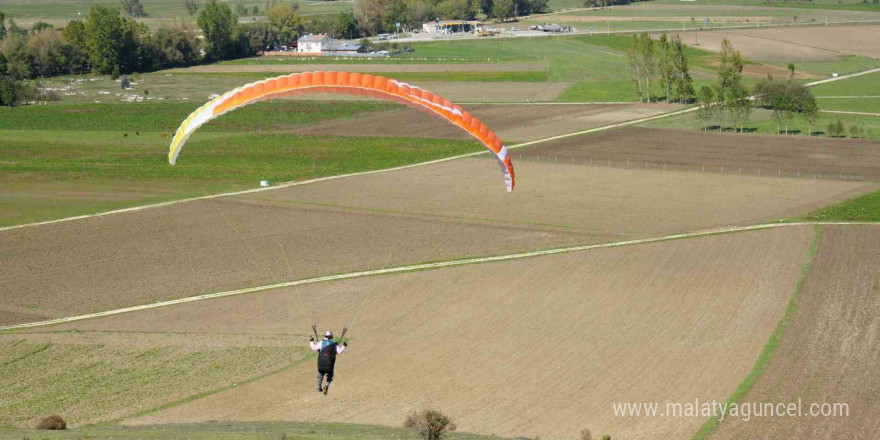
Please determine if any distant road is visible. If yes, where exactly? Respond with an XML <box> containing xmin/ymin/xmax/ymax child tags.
<box><xmin>805</xmin><ymin>67</ymin><xmax>880</xmax><ymax>87</ymax></box>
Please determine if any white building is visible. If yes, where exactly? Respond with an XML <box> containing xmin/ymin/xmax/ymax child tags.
<box><xmin>297</xmin><ymin>34</ymin><xmax>363</xmax><ymax>54</ymax></box>
<box><xmin>297</xmin><ymin>34</ymin><xmax>333</xmax><ymax>53</ymax></box>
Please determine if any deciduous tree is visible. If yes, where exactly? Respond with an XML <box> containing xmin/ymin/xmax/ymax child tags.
<box><xmin>85</xmin><ymin>5</ymin><xmax>126</xmax><ymax>76</ymax></box>
<box><xmin>185</xmin><ymin>0</ymin><xmax>200</xmax><ymax>16</ymax></box>
<box><xmin>121</xmin><ymin>0</ymin><xmax>147</xmax><ymax>18</ymax></box>
<box><xmin>657</xmin><ymin>33</ymin><xmax>674</xmax><ymax>103</ymax></box>
<box><xmin>671</xmin><ymin>35</ymin><xmax>693</xmax><ymax>103</ymax></box>
<box><xmin>198</xmin><ymin>0</ymin><xmax>239</xmax><ymax>60</ymax></box>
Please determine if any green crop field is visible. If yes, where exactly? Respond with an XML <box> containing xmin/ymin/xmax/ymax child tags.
<box><xmin>173</xmin><ymin>70</ymin><xmax>551</xmax><ymax>83</ymax></box>
<box><xmin>0</xmin><ymin>102</ymin><xmax>481</xmax><ymax>226</ymax></box>
<box><xmin>811</xmin><ymin>71</ymin><xmax>880</xmax><ymax>96</ymax></box>
<box><xmin>0</xmin><ymin>336</ymin><xmax>307</xmax><ymax>427</ymax></box>
<box><xmin>775</xmin><ymin>56</ymin><xmax>880</xmax><ymax>78</ymax></box>
<box><xmin>803</xmin><ymin>190</ymin><xmax>880</xmax><ymax>221</ymax></box>
<box><xmin>810</xmin><ymin>71</ymin><xmax>880</xmax><ymax>112</ymax></box>
<box><xmin>817</xmin><ymin>98</ymin><xmax>880</xmax><ymax>114</ymax></box>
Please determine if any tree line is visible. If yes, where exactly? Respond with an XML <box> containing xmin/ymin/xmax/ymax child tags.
<box><xmin>353</xmin><ymin>0</ymin><xmax>548</xmax><ymax>36</ymax></box>
<box><xmin>626</xmin><ymin>32</ymin><xmax>694</xmax><ymax>105</ymax></box>
<box><xmin>693</xmin><ymin>39</ymin><xmax>819</xmax><ymax>135</ymax></box>
<box><xmin>626</xmin><ymin>35</ymin><xmax>823</xmax><ymax>136</ymax></box>
<box><xmin>0</xmin><ymin>1</ymin><xmax>365</xmax><ymax>106</ymax></box>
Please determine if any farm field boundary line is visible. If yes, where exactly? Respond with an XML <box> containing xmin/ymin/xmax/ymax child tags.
<box><xmin>1</xmin><ymin>221</ymin><xmax>876</xmax><ymax>332</ymax></box>
<box><xmin>0</xmin><ymin>107</ymin><xmax>695</xmax><ymax>233</ymax></box>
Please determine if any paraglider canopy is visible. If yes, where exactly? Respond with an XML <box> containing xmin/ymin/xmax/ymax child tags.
<box><xmin>167</xmin><ymin>71</ymin><xmax>515</xmax><ymax>192</ymax></box>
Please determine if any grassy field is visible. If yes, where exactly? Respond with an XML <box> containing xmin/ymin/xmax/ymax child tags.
<box><xmin>0</xmin><ymin>0</ymin><xmax>348</xmax><ymax>22</ymax></box>
<box><xmin>773</xmin><ymin>55</ymin><xmax>880</xmax><ymax>78</ymax></box>
<box><xmin>0</xmin><ymin>421</ymin><xmax>502</xmax><ymax>440</ymax></box>
<box><xmin>803</xmin><ymin>190</ymin><xmax>880</xmax><ymax>221</ymax></box>
<box><xmin>817</xmin><ymin>98</ymin><xmax>880</xmax><ymax>114</ymax></box>
<box><xmin>640</xmin><ymin>107</ymin><xmax>880</xmax><ymax>138</ymax></box>
<box><xmin>0</xmin><ymin>335</ymin><xmax>308</xmax><ymax>427</ymax></box>
<box><xmin>810</xmin><ymin>70</ymin><xmax>880</xmax><ymax>96</ymax></box>
<box><xmin>0</xmin><ymin>101</ymin><xmax>482</xmax><ymax>226</ymax></box>
<box><xmin>172</xmin><ymin>70</ymin><xmax>551</xmax><ymax>83</ymax></box>
<box><xmin>0</xmin><ymin>101</ymin><xmax>395</xmax><ymax>131</ymax></box>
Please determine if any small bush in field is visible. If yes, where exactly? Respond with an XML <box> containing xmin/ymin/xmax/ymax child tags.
<box><xmin>405</xmin><ymin>409</ymin><xmax>457</xmax><ymax>440</ymax></box>
<box><xmin>36</xmin><ymin>414</ymin><xmax>66</xmax><ymax>430</ymax></box>
<box><xmin>580</xmin><ymin>429</ymin><xmax>592</xmax><ymax>440</ymax></box>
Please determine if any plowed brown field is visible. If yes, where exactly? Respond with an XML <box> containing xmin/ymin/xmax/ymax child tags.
<box><xmin>521</xmin><ymin>127</ymin><xmax>880</xmax><ymax>180</ymax></box>
<box><xmin>103</xmin><ymin>226</ymin><xmax>813</xmax><ymax>439</ymax></box>
<box><xmin>711</xmin><ymin>226</ymin><xmax>880</xmax><ymax>440</ymax></box>
<box><xmin>667</xmin><ymin>26</ymin><xmax>880</xmax><ymax>62</ymax></box>
<box><xmin>296</xmin><ymin>104</ymin><xmax>682</xmax><ymax>142</ymax></box>
<box><xmin>1</xmin><ymin>160</ymin><xmax>871</xmax><ymax>324</ymax></box>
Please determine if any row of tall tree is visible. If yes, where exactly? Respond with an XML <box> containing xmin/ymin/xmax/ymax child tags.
<box><xmin>626</xmin><ymin>32</ymin><xmax>694</xmax><ymax>104</ymax></box>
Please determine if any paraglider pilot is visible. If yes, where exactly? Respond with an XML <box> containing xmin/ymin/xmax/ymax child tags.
<box><xmin>311</xmin><ymin>330</ymin><xmax>347</xmax><ymax>395</ymax></box>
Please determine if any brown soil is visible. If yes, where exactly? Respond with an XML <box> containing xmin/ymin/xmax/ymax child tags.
<box><xmin>711</xmin><ymin>226</ymin><xmax>880</xmax><ymax>440</ymax></box>
<box><xmin>0</xmin><ymin>309</ymin><xmax>48</xmax><ymax>326</ymax></box>
<box><xmin>117</xmin><ymin>226</ymin><xmax>813</xmax><ymax>440</ymax></box>
<box><xmin>295</xmin><ymin>104</ymin><xmax>682</xmax><ymax>142</ymax></box>
<box><xmin>668</xmin><ymin>25</ymin><xmax>880</xmax><ymax>61</ymax></box>
<box><xmin>520</xmin><ymin>127</ymin><xmax>880</xmax><ymax>180</ymax></box>
<box><xmin>285</xmin><ymin>82</ymin><xmax>573</xmax><ymax>103</ymax></box>
<box><xmin>414</xmin><ymin>82</ymin><xmax>572</xmax><ymax>103</ymax></box>
<box><xmin>1</xmin><ymin>159</ymin><xmax>870</xmax><ymax>325</ymax></box>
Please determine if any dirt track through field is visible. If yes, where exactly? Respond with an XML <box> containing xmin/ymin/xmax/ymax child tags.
<box><xmin>520</xmin><ymin>127</ymin><xmax>880</xmax><ymax>180</ymax></box>
<box><xmin>1</xmin><ymin>159</ymin><xmax>871</xmax><ymax>324</ymax></box>
<box><xmin>710</xmin><ymin>226</ymin><xmax>880</xmax><ymax>440</ymax></box>
<box><xmin>110</xmin><ymin>226</ymin><xmax>813</xmax><ymax>439</ymax></box>
<box><xmin>669</xmin><ymin>25</ymin><xmax>880</xmax><ymax>61</ymax></box>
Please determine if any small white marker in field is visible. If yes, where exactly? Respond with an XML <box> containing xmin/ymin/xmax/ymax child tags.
<box><xmin>260</xmin><ymin>180</ymin><xmax>271</xmax><ymax>187</ymax></box>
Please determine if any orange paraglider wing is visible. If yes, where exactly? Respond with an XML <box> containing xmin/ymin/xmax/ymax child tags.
<box><xmin>168</xmin><ymin>72</ymin><xmax>514</xmax><ymax>192</ymax></box>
